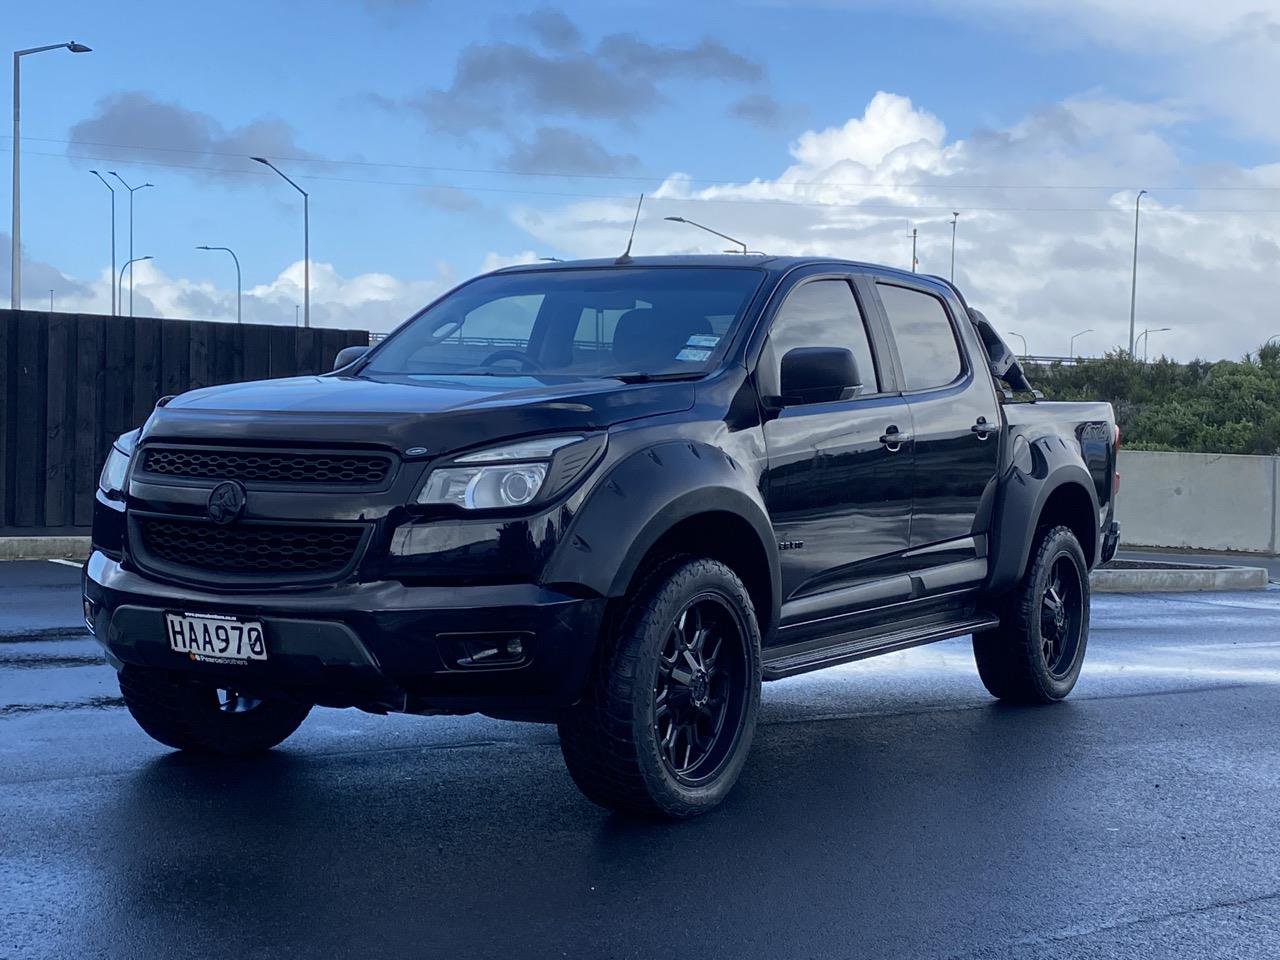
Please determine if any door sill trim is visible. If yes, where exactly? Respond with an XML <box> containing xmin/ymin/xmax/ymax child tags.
<box><xmin>762</xmin><ymin>614</ymin><xmax>999</xmax><ymax>681</ymax></box>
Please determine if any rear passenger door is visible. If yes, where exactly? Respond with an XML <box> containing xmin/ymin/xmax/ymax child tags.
<box><xmin>759</xmin><ymin>273</ymin><xmax>914</xmax><ymax>622</ymax></box>
<box><xmin>871</xmin><ymin>279</ymin><xmax>1001</xmax><ymax>587</ymax></box>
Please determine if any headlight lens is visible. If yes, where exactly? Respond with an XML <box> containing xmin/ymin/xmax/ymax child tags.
<box><xmin>98</xmin><ymin>429</ymin><xmax>140</xmax><ymax>497</ymax></box>
<box><xmin>417</xmin><ymin>435</ymin><xmax>593</xmax><ymax>510</ymax></box>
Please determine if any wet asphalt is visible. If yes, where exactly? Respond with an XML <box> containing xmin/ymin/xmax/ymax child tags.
<box><xmin>2</xmin><ymin>561</ymin><xmax>1279</xmax><ymax>959</ymax></box>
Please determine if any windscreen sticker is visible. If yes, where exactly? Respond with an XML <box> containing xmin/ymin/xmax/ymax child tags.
<box><xmin>676</xmin><ymin>347</ymin><xmax>713</xmax><ymax>362</ymax></box>
<box><xmin>685</xmin><ymin>334</ymin><xmax>720</xmax><ymax>348</ymax></box>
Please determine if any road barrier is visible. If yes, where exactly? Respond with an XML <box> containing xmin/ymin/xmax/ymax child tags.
<box><xmin>0</xmin><ymin>309</ymin><xmax>367</xmax><ymax>534</ymax></box>
<box><xmin>1116</xmin><ymin>449</ymin><xmax>1280</xmax><ymax>554</ymax></box>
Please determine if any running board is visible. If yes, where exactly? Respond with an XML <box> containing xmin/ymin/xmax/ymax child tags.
<box><xmin>762</xmin><ymin>614</ymin><xmax>1000</xmax><ymax>681</ymax></box>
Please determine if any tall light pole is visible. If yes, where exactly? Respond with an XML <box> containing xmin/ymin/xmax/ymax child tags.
<box><xmin>1128</xmin><ymin>189</ymin><xmax>1147</xmax><ymax>358</ymax></box>
<box><xmin>118</xmin><ymin>255</ymin><xmax>152</xmax><ymax>317</ymax></box>
<box><xmin>11</xmin><ymin>41</ymin><xmax>92</xmax><ymax>309</ymax></box>
<box><xmin>949</xmin><ymin>211</ymin><xmax>959</xmax><ymax>282</ymax></box>
<box><xmin>196</xmin><ymin>245</ymin><xmax>241</xmax><ymax>323</ymax></box>
<box><xmin>1069</xmin><ymin>328</ymin><xmax>1094</xmax><ymax>357</ymax></box>
<box><xmin>252</xmin><ymin>156</ymin><xmax>309</xmax><ymax>328</ymax></box>
<box><xmin>1137</xmin><ymin>326</ymin><xmax>1170</xmax><ymax>363</ymax></box>
<box><xmin>663</xmin><ymin>216</ymin><xmax>749</xmax><ymax>254</ymax></box>
<box><xmin>89</xmin><ymin>170</ymin><xmax>116</xmax><ymax>315</ymax></box>
<box><xmin>108</xmin><ymin>172</ymin><xmax>152</xmax><ymax>315</ymax></box>
<box><xmin>1008</xmin><ymin>331</ymin><xmax>1028</xmax><ymax>357</ymax></box>
<box><xmin>908</xmin><ymin>227</ymin><xmax>919</xmax><ymax>272</ymax></box>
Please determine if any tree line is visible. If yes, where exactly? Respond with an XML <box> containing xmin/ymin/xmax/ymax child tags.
<box><xmin>1024</xmin><ymin>343</ymin><xmax>1280</xmax><ymax>455</ymax></box>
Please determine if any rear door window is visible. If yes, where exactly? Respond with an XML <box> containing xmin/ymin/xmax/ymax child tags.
<box><xmin>876</xmin><ymin>283</ymin><xmax>963</xmax><ymax>391</ymax></box>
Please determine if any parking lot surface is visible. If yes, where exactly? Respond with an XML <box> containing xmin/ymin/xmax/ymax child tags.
<box><xmin>2</xmin><ymin>563</ymin><xmax>1279</xmax><ymax>959</ymax></box>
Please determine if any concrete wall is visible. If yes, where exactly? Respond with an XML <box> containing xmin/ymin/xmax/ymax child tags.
<box><xmin>1115</xmin><ymin>450</ymin><xmax>1280</xmax><ymax>554</ymax></box>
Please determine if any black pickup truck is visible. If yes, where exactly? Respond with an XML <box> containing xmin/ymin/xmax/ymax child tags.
<box><xmin>85</xmin><ymin>256</ymin><xmax>1120</xmax><ymax>817</ymax></box>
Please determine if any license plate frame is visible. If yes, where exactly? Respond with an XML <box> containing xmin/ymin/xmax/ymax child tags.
<box><xmin>165</xmin><ymin>612</ymin><xmax>267</xmax><ymax>663</ymax></box>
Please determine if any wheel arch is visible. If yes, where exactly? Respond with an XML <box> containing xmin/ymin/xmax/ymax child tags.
<box><xmin>543</xmin><ymin>440</ymin><xmax>781</xmax><ymax>637</ymax></box>
<box><xmin>986</xmin><ymin>438</ymin><xmax>1102</xmax><ymax>595</ymax></box>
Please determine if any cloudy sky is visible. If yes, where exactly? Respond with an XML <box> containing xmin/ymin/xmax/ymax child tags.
<box><xmin>6</xmin><ymin>0</ymin><xmax>1280</xmax><ymax>359</ymax></box>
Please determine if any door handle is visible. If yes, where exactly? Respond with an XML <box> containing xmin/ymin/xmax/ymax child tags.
<box><xmin>971</xmin><ymin>416</ymin><xmax>997</xmax><ymax>439</ymax></box>
<box><xmin>879</xmin><ymin>426</ymin><xmax>912</xmax><ymax>449</ymax></box>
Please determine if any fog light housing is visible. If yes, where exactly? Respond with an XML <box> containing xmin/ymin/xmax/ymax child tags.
<box><xmin>83</xmin><ymin>597</ymin><xmax>96</xmax><ymax>635</ymax></box>
<box><xmin>439</xmin><ymin>632</ymin><xmax>532</xmax><ymax>670</ymax></box>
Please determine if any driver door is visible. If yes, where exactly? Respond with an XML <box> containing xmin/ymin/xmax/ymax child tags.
<box><xmin>760</xmin><ymin>275</ymin><xmax>914</xmax><ymax>627</ymax></box>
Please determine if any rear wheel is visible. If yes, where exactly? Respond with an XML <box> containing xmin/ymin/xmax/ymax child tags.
<box><xmin>974</xmin><ymin>525</ymin><xmax>1090</xmax><ymax>703</ymax></box>
<box><xmin>557</xmin><ymin>558</ymin><xmax>761</xmax><ymax>818</ymax></box>
<box><xmin>119</xmin><ymin>665</ymin><xmax>311</xmax><ymax>755</ymax></box>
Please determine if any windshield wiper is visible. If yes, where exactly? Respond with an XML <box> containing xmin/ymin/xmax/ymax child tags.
<box><xmin>609</xmin><ymin>371</ymin><xmax>705</xmax><ymax>384</ymax></box>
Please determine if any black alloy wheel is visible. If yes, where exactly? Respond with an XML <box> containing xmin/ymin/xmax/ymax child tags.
<box><xmin>654</xmin><ymin>594</ymin><xmax>751</xmax><ymax>785</ymax></box>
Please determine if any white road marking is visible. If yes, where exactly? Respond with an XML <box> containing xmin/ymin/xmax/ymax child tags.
<box><xmin>47</xmin><ymin>559</ymin><xmax>83</xmax><ymax>568</ymax></box>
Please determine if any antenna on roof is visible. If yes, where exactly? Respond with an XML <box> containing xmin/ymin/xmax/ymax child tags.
<box><xmin>615</xmin><ymin>194</ymin><xmax>644</xmax><ymax>265</ymax></box>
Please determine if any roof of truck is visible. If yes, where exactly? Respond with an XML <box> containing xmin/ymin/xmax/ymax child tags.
<box><xmin>493</xmin><ymin>254</ymin><xmax>948</xmax><ymax>291</ymax></box>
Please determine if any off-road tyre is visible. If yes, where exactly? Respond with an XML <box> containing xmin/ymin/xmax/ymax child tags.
<box><xmin>558</xmin><ymin>557</ymin><xmax>762</xmax><ymax>819</ymax></box>
<box><xmin>119</xmin><ymin>665</ymin><xmax>311</xmax><ymax>755</ymax></box>
<box><xmin>974</xmin><ymin>524</ymin><xmax>1090</xmax><ymax>704</ymax></box>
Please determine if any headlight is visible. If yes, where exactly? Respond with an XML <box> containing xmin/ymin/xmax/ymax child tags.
<box><xmin>416</xmin><ymin>435</ymin><xmax>601</xmax><ymax>510</ymax></box>
<box><xmin>98</xmin><ymin>429</ymin><xmax>140</xmax><ymax>498</ymax></box>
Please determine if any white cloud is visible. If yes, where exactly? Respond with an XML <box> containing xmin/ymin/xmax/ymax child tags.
<box><xmin>512</xmin><ymin>91</ymin><xmax>1280</xmax><ymax>361</ymax></box>
<box><xmin>0</xmin><ymin>239</ymin><xmax>454</xmax><ymax>333</ymax></box>
<box><xmin>832</xmin><ymin>0</ymin><xmax>1280</xmax><ymax>144</ymax></box>
<box><xmin>479</xmin><ymin>250</ymin><xmax>540</xmax><ymax>272</ymax></box>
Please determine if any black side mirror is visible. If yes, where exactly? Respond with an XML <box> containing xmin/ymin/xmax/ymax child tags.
<box><xmin>780</xmin><ymin>347</ymin><xmax>861</xmax><ymax>405</ymax></box>
<box><xmin>332</xmin><ymin>345</ymin><xmax>370</xmax><ymax>372</ymax></box>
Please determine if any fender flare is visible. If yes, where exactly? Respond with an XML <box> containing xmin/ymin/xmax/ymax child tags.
<box><xmin>542</xmin><ymin>440</ymin><xmax>781</xmax><ymax>629</ymax></box>
<box><xmin>986</xmin><ymin>436</ymin><xmax>1102</xmax><ymax>595</ymax></box>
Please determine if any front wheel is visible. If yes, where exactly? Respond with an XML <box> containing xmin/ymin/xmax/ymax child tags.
<box><xmin>557</xmin><ymin>558</ymin><xmax>762</xmax><ymax>818</ymax></box>
<box><xmin>973</xmin><ymin>525</ymin><xmax>1090</xmax><ymax>703</ymax></box>
<box><xmin>119</xmin><ymin>665</ymin><xmax>311</xmax><ymax>755</ymax></box>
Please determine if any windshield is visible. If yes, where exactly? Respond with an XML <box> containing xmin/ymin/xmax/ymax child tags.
<box><xmin>362</xmin><ymin>267</ymin><xmax>763</xmax><ymax>380</ymax></box>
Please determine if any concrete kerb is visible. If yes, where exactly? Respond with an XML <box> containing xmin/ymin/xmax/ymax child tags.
<box><xmin>1092</xmin><ymin>562</ymin><xmax>1270</xmax><ymax>593</ymax></box>
<box><xmin>0</xmin><ymin>537</ymin><xmax>91</xmax><ymax>561</ymax></box>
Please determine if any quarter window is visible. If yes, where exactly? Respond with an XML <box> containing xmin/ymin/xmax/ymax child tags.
<box><xmin>763</xmin><ymin>280</ymin><xmax>879</xmax><ymax>396</ymax></box>
<box><xmin>876</xmin><ymin>283</ymin><xmax>963</xmax><ymax>391</ymax></box>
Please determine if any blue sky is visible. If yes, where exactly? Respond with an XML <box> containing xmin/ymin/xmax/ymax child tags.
<box><xmin>6</xmin><ymin>1</ymin><xmax>1280</xmax><ymax>358</ymax></box>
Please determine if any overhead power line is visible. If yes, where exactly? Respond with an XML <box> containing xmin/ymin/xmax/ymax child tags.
<box><xmin>5</xmin><ymin>143</ymin><xmax>1280</xmax><ymax>216</ymax></box>
<box><xmin>4</xmin><ymin>133</ymin><xmax>1280</xmax><ymax>194</ymax></box>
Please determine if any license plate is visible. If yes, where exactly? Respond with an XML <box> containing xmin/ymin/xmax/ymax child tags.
<box><xmin>166</xmin><ymin>612</ymin><xmax>267</xmax><ymax>663</ymax></box>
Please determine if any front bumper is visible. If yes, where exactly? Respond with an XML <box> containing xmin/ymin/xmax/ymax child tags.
<box><xmin>83</xmin><ymin>551</ymin><xmax>606</xmax><ymax>721</ymax></box>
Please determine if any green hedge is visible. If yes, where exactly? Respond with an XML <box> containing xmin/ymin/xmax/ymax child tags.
<box><xmin>1025</xmin><ymin>344</ymin><xmax>1280</xmax><ymax>455</ymax></box>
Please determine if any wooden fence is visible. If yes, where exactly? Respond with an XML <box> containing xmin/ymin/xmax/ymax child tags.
<box><xmin>0</xmin><ymin>310</ymin><xmax>368</xmax><ymax>533</ymax></box>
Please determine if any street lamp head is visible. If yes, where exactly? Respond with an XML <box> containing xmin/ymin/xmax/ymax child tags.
<box><xmin>196</xmin><ymin>245</ymin><xmax>210</xmax><ymax>250</ymax></box>
<box><xmin>250</xmin><ymin>156</ymin><xmax>269</xmax><ymax>166</ymax></box>
<box><xmin>664</xmin><ymin>216</ymin><xmax>686</xmax><ymax>223</ymax></box>
<box><xmin>66</xmin><ymin>42</ymin><xmax>92</xmax><ymax>53</ymax></box>
<box><xmin>142</xmin><ymin>183</ymin><xmax>154</xmax><ymax>189</ymax></box>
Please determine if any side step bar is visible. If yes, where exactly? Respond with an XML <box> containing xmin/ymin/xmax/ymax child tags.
<box><xmin>762</xmin><ymin>614</ymin><xmax>1000</xmax><ymax>681</ymax></box>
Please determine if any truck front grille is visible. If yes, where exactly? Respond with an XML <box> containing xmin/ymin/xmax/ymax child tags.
<box><xmin>140</xmin><ymin>447</ymin><xmax>393</xmax><ymax>486</ymax></box>
<box><xmin>135</xmin><ymin>517</ymin><xmax>366</xmax><ymax>579</ymax></box>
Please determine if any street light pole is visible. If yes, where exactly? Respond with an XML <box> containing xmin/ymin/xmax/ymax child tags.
<box><xmin>196</xmin><ymin>245</ymin><xmax>241</xmax><ymax>323</ymax></box>
<box><xmin>117</xmin><ymin>255</ymin><xmax>152</xmax><ymax>317</ymax></box>
<box><xmin>909</xmin><ymin>227</ymin><xmax>918</xmax><ymax>272</ymax></box>
<box><xmin>1069</xmin><ymin>328</ymin><xmax>1094</xmax><ymax>357</ymax></box>
<box><xmin>11</xmin><ymin>41</ymin><xmax>92</xmax><ymax>309</ymax></box>
<box><xmin>108</xmin><ymin>172</ymin><xmax>153</xmax><ymax>315</ymax></box>
<box><xmin>949</xmin><ymin>212</ymin><xmax>959</xmax><ymax>282</ymax></box>
<box><xmin>1008</xmin><ymin>331</ymin><xmax>1027</xmax><ymax>357</ymax></box>
<box><xmin>252</xmin><ymin>157</ymin><xmax>309</xmax><ymax>328</ymax></box>
<box><xmin>1128</xmin><ymin>189</ymin><xmax>1147</xmax><ymax>358</ymax></box>
<box><xmin>89</xmin><ymin>170</ymin><xmax>116</xmax><ymax>315</ymax></box>
<box><xmin>1137</xmin><ymin>326</ymin><xmax>1171</xmax><ymax>363</ymax></box>
<box><xmin>662</xmin><ymin>216</ymin><xmax>750</xmax><ymax>254</ymax></box>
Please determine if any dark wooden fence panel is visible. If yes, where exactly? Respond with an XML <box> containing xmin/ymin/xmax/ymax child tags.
<box><xmin>0</xmin><ymin>310</ymin><xmax>368</xmax><ymax>533</ymax></box>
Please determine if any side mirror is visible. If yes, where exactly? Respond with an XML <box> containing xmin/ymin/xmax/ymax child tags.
<box><xmin>332</xmin><ymin>345</ymin><xmax>370</xmax><ymax>372</ymax></box>
<box><xmin>780</xmin><ymin>347</ymin><xmax>861</xmax><ymax>405</ymax></box>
